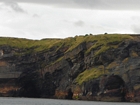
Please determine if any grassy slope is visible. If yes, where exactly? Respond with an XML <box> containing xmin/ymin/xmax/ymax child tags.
<box><xmin>0</xmin><ymin>34</ymin><xmax>132</xmax><ymax>53</ymax></box>
<box><xmin>76</xmin><ymin>66</ymin><xmax>105</xmax><ymax>85</ymax></box>
<box><xmin>0</xmin><ymin>34</ymin><xmax>133</xmax><ymax>85</ymax></box>
<box><xmin>0</xmin><ymin>37</ymin><xmax>61</xmax><ymax>52</ymax></box>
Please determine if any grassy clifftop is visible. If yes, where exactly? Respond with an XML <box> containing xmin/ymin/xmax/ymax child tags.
<box><xmin>0</xmin><ymin>37</ymin><xmax>61</xmax><ymax>52</ymax></box>
<box><xmin>0</xmin><ymin>34</ymin><xmax>132</xmax><ymax>54</ymax></box>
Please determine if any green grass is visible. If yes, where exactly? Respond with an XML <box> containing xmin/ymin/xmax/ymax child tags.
<box><xmin>51</xmin><ymin>56</ymin><xmax>64</xmax><ymax>65</ymax></box>
<box><xmin>56</xmin><ymin>34</ymin><xmax>132</xmax><ymax>57</ymax></box>
<box><xmin>55</xmin><ymin>34</ymin><xmax>132</xmax><ymax>57</ymax></box>
<box><xmin>65</xmin><ymin>36</ymin><xmax>85</xmax><ymax>52</ymax></box>
<box><xmin>76</xmin><ymin>67</ymin><xmax>105</xmax><ymax>85</ymax></box>
<box><xmin>0</xmin><ymin>34</ymin><xmax>132</xmax><ymax>56</ymax></box>
<box><xmin>85</xmin><ymin>34</ymin><xmax>132</xmax><ymax>56</ymax></box>
<box><xmin>0</xmin><ymin>37</ymin><xmax>61</xmax><ymax>52</ymax></box>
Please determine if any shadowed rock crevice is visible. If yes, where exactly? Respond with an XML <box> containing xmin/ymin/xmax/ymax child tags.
<box><xmin>65</xmin><ymin>88</ymin><xmax>73</xmax><ymax>99</ymax></box>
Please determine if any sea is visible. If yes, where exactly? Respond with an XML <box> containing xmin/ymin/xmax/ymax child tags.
<box><xmin>0</xmin><ymin>97</ymin><xmax>139</xmax><ymax>105</ymax></box>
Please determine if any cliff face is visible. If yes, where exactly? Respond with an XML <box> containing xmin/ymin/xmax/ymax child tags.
<box><xmin>0</xmin><ymin>34</ymin><xmax>140</xmax><ymax>102</ymax></box>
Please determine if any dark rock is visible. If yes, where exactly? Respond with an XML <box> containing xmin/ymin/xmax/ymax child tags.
<box><xmin>82</xmin><ymin>79</ymin><xmax>100</xmax><ymax>96</ymax></box>
<box><xmin>65</xmin><ymin>88</ymin><xmax>73</xmax><ymax>99</ymax></box>
<box><xmin>105</xmin><ymin>75</ymin><xmax>125</xmax><ymax>90</ymax></box>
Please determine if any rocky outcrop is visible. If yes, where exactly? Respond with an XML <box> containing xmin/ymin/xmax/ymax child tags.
<box><xmin>0</xmin><ymin>34</ymin><xmax>140</xmax><ymax>102</ymax></box>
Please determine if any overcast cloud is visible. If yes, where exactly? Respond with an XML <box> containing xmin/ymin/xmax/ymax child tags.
<box><xmin>4</xmin><ymin>1</ymin><xmax>25</xmax><ymax>13</ymax></box>
<box><xmin>74</xmin><ymin>20</ymin><xmax>85</xmax><ymax>27</ymax></box>
<box><xmin>1</xmin><ymin>0</ymin><xmax>140</xmax><ymax>10</ymax></box>
<box><xmin>0</xmin><ymin>0</ymin><xmax>140</xmax><ymax>39</ymax></box>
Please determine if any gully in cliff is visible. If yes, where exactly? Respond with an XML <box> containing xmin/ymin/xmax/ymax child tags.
<box><xmin>65</xmin><ymin>88</ymin><xmax>73</xmax><ymax>100</ymax></box>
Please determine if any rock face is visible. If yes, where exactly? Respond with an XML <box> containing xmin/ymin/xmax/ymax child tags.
<box><xmin>0</xmin><ymin>34</ymin><xmax>140</xmax><ymax>102</ymax></box>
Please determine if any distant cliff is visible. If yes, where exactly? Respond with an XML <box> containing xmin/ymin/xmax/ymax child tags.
<box><xmin>0</xmin><ymin>34</ymin><xmax>140</xmax><ymax>102</ymax></box>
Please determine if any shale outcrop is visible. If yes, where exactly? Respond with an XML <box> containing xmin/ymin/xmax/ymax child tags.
<box><xmin>0</xmin><ymin>34</ymin><xmax>140</xmax><ymax>102</ymax></box>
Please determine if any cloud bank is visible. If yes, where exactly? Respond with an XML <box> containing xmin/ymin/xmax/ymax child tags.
<box><xmin>4</xmin><ymin>1</ymin><xmax>25</xmax><ymax>13</ymax></box>
<box><xmin>1</xmin><ymin>0</ymin><xmax>140</xmax><ymax>10</ymax></box>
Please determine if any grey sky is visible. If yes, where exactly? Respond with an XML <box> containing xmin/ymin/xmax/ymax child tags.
<box><xmin>4</xmin><ymin>2</ymin><xmax>25</xmax><ymax>13</ymax></box>
<box><xmin>1</xmin><ymin>0</ymin><xmax>140</xmax><ymax>10</ymax></box>
<box><xmin>0</xmin><ymin>0</ymin><xmax>140</xmax><ymax>39</ymax></box>
<box><xmin>74</xmin><ymin>20</ymin><xmax>85</xmax><ymax>27</ymax></box>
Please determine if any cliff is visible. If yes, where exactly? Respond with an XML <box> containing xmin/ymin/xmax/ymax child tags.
<box><xmin>0</xmin><ymin>34</ymin><xmax>140</xmax><ymax>102</ymax></box>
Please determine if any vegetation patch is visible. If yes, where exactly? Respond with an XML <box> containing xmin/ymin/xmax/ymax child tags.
<box><xmin>51</xmin><ymin>56</ymin><xmax>64</xmax><ymax>65</ymax></box>
<box><xmin>0</xmin><ymin>37</ymin><xmax>61</xmax><ymax>53</ymax></box>
<box><xmin>0</xmin><ymin>34</ymin><xmax>132</xmax><ymax>56</ymax></box>
<box><xmin>85</xmin><ymin>34</ymin><xmax>132</xmax><ymax>56</ymax></box>
<box><xmin>76</xmin><ymin>67</ymin><xmax>105</xmax><ymax>85</ymax></box>
<box><xmin>122</xmin><ymin>57</ymin><xmax>129</xmax><ymax>63</ymax></box>
<box><xmin>107</xmin><ymin>62</ymin><xmax>119</xmax><ymax>70</ymax></box>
